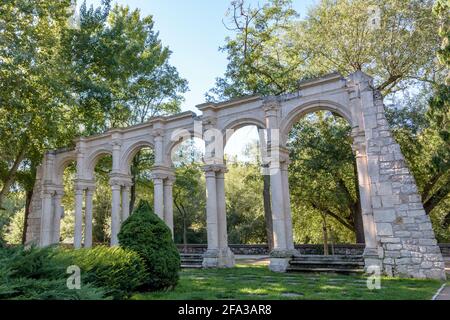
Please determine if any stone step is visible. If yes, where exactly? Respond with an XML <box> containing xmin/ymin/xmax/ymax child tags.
<box><xmin>289</xmin><ymin>260</ymin><xmax>364</xmax><ymax>267</ymax></box>
<box><xmin>288</xmin><ymin>255</ymin><xmax>364</xmax><ymax>274</ymax></box>
<box><xmin>181</xmin><ymin>264</ymin><xmax>203</xmax><ymax>269</ymax></box>
<box><xmin>289</xmin><ymin>262</ymin><xmax>364</xmax><ymax>270</ymax></box>
<box><xmin>292</xmin><ymin>255</ymin><xmax>364</xmax><ymax>261</ymax></box>
<box><xmin>180</xmin><ymin>253</ymin><xmax>203</xmax><ymax>269</ymax></box>
<box><xmin>287</xmin><ymin>267</ymin><xmax>364</xmax><ymax>274</ymax></box>
<box><xmin>181</xmin><ymin>258</ymin><xmax>204</xmax><ymax>262</ymax></box>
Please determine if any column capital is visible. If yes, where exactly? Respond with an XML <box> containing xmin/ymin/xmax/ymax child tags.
<box><xmin>85</xmin><ymin>185</ymin><xmax>96</xmax><ymax>194</ymax></box>
<box><xmin>73</xmin><ymin>178</ymin><xmax>95</xmax><ymax>190</ymax></box>
<box><xmin>201</xmin><ymin>164</ymin><xmax>227</xmax><ymax>174</ymax></box>
<box><xmin>109</xmin><ymin>173</ymin><xmax>132</xmax><ymax>187</ymax></box>
<box><xmin>151</xmin><ymin>165</ymin><xmax>174</xmax><ymax>180</ymax></box>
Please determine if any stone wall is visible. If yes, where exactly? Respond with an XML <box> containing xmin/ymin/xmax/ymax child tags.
<box><xmin>178</xmin><ymin>244</ymin><xmax>450</xmax><ymax>257</ymax></box>
<box><xmin>363</xmin><ymin>89</ymin><xmax>446</xmax><ymax>280</ymax></box>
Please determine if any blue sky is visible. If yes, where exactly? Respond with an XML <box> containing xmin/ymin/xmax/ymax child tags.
<box><xmin>77</xmin><ymin>0</ymin><xmax>317</xmax><ymax>159</ymax></box>
<box><xmin>78</xmin><ymin>0</ymin><xmax>316</xmax><ymax>112</ymax></box>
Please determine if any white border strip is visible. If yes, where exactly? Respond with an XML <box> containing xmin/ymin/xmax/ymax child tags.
<box><xmin>432</xmin><ymin>283</ymin><xmax>446</xmax><ymax>300</ymax></box>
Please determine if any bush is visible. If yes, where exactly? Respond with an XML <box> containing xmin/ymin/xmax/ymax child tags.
<box><xmin>0</xmin><ymin>278</ymin><xmax>107</xmax><ymax>300</ymax></box>
<box><xmin>56</xmin><ymin>246</ymin><xmax>147</xmax><ymax>299</ymax></box>
<box><xmin>0</xmin><ymin>245</ymin><xmax>147</xmax><ymax>299</ymax></box>
<box><xmin>118</xmin><ymin>200</ymin><xmax>180</xmax><ymax>291</ymax></box>
<box><xmin>0</xmin><ymin>246</ymin><xmax>107</xmax><ymax>300</ymax></box>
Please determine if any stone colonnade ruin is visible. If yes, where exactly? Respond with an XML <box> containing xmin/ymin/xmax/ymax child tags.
<box><xmin>25</xmin><ymin>71</ymin><xmax>446</xmax><ymax>280</ymax></box>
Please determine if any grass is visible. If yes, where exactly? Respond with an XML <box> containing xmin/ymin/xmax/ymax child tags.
<box><xmin>131</xmin><ymin>264</ymin><xmax>447</xmax><ymax>300</ymax></box>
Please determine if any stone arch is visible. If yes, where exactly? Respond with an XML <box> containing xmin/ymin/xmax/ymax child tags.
<box><xmin>279</xmin><ymin>100</ymin><xmax>354</xmax><ymax>146</ymax></box>
<box><xmin>221</xmin><ymin>117</ymin><xmax>266</xmax><ymax>148</ymax></box>
<box><xmin>120</xmin><ymin>140</ymin><xmax>154</xmax><ymax>174</ymax></box>
<box><xmin>85</xmin><ymin>148</ymin><xmax>113</xmax><ymax>179</ymax></box>
<box><xmin>54</xmin><ymin>154</ymin><xmax>77</xmax><ymax>185</ymax></box>
<box><xmin>165</xmin><ymin>128</ymin><xmax>203</xmax><ymax>166</ymax></box>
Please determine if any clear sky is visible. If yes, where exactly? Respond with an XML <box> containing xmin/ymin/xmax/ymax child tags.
<box><xmin>77</xmin><ymin>0</ymin><xmax>317</xmax><ymax>159</ymax></box>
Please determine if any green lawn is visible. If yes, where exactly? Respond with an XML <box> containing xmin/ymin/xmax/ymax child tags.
<box><xmin>131</xmin><ymin>265</ymin><xmax>446</xmax><ymax>300</ymax></box>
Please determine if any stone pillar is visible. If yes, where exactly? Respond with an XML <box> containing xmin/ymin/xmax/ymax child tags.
<box><xmin>280</xmin><ymin>159</ymin><xmax>295</xmax><ymax>251</ymax></box>
<box><xmin>163</xmin><ymin>176</ymin><xmax>175</xmax><ymax>236</ymax></box>
<box><xmin>74</xmin><ymin>186</ymin><xmax>84</xmax><ymax>249</ymax></box>
<box><xmin>216</xmin><ymin>167</ymin><xmax>235</xmax><ymax>267</ymax></box>
<box><xmin>153</xmin><ymin>129</ymin><xmax>165</xmax><ymax>165</ymax></box>
<box><xmin>121</xmin><ymin>184</ymin><xmax>130</xmax><ymax>222</ymax></box>
<box><xmin>352</xmin><ymin>134</ymin><xmax>379</xmax><ymax>268</ymax></box>
<box><xmin>84</xmin><ymin>186</ymin><xmax>95</xmax><ymax>248</ymax></box>
<box><xmin>52</xmin><ymin>190</ymin><xmax>64</xmax><ymax>244</ymax></box>
<box><xmin>203</xmin><ymin>167</ymin><xmax>219</xmax><ymax>267</ymax></box>
<box><xmin>110</xmin><ymin>182</ymin><xmax>121</xmax><ymax>246</ymax></box>
<box><xmin>153</xmin><ymin>177</ymin><xmax>164</xmax><ymax>220</ymax></box>
<box><xmin>263</xmin><ymin>98</ymin><xmax>293</xmax><ymax>272</ymax></box>
<box><xmin>40</xmin><ymin>190</ymin><xmax>54</xmax><ymax>247</ymax></box>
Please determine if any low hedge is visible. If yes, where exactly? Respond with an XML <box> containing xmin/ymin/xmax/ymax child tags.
<box><xmin>56</xmin><ymin>246</ymin><xmax>147</xmax><ymax>299</ymax></box>
<box><xmin>0</xmin><ymin>245</ymin><xmax>147</xmax><ymax>300</ymax></box>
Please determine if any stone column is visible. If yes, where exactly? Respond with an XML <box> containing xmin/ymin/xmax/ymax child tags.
<box><xmin>153</xmin><ymin>177</ymin><xmax>164</xmax><ymax>220</ymax></box>
<box><xmin>280</xmin><ymin>159</ymin><xmax>295</xmax><ymax>251</ymax></box>
<box><xmin>84</xmin><ymin>186</ymin><xmax>95</xmax><ymax>248</ymax></box>
<box><xmin>203</xmin><ymin>167</ymin><xmax>219</xmax><ymax>267</ymax></box>
<box><xmin>74</xmin><ymin>186</ymin><xmax>84</xmax><ymax>249</ymax></box>
<box><xmin>352</xmin><ymin>134</ymin><xmax>379</xmax><ymax>266</ymax></box>
<box><xmin>110</xmin><ymin>182</ymin><xmax>121</xmax><ymax>246</ymax></box>
<box><xmin>52</xmin><ymin>190</ymin><xmax>64</xmax><ymax>244</ymax></box>
<box><xmin>216</xmin><ymin>167</ymin><xmax>235</xmax><ymax>267</ymax></box>
<box><xmin>40</xmin><ymin>190</ymin><xmax>54</xmax><ymax>247</ymax></box>
<box><xmin>163</xmin><ymin>176</ymin><xmax>175</xmax><ymax>236</ymax></box>
<box><xmin>121</xmin><ymin>184</ymin><xmax>130</xmax><ymax>222</ymax></box>
<box><xmin>263</xmin><ymin>98</ymin><xmax>292</xmax><ymax>272</ymax></box>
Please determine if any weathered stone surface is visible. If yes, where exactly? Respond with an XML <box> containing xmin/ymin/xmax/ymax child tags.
<box><xmin>26</xmin><ymin>71</ymin><xmax>446</xmax><ymax>280</ymax></box>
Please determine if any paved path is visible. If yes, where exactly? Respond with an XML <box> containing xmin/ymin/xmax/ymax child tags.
<box><xmin>235</xmin><ymin>255</ymin><xmax>269</xmax><ymax>266</ymax></box>
<box><xmin>434</xmin><ymin>284</ymin><xmax>450</xmax><ymax>300</ymax></box>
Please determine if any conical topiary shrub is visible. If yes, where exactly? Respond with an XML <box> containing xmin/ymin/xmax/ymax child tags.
<box><xmin>118</xmin><ymin>200</ymin><xmax>180</xmax><ymax>291</ymax></box>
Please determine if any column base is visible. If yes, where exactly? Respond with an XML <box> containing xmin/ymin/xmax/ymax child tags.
<box><xmin>363</xmin><ymin>247</ymin><xmax>383</xmax><ymax>274</ymax></box>
<box><xmin>269</xmin><ymin>249</ymin><xmax>296</xmax><ymax>273</ymax></box>
<box><xmin>202</xmin><ymin>248</ymin><xmax>235</xmax><ymax>268</ymax></box>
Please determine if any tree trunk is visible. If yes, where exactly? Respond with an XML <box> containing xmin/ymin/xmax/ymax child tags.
<box><xmin>263</xmin><ymin>172</ymin><xmax>274</xmax><ymax>250</ymax></box>
<box><xmin>322</xmin><ymin>215</ymin><xmax>329</xmax><ymax>256</ymax></box>
<box><xmin>352</xmin><ymin>160</ymin><xmax>365</xmax><ymax>243</ymax></box>
<box><xmin>183</xmin><ymin>216</ymin><xmax>188</xmax><ymax>253</ymax></box>
<box><xmin>0</xmin><ymin>145</ymin><xmax>26</xmax><ymax>210</ymax></box>
<box><xmin>21</xmin><ymin>189</ymin><xmax>34</xmax><ymax>244</ymax></box>
<box><xmin>129</xmin><ymin>151</ymin><xmax>141</xmax><ymax>214</ymax></box>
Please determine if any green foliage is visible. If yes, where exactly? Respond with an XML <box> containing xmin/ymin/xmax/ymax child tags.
<box><xmin>0</xmin><ymin>245</ymin><xmax>107</xmax><ymax>300</ymax></box>
<box><xmin>288</xmin><ymin>112</ymin><xmax>360</xmax><ymax>243</ymax></box>
<box><xmin>118</xmin><ymin>200</ymin><xmax>180</xmax><ymax>291</ymax></box>
<box><xmin>226</xmin><ymin>162</ymin><xmax>266</xmax><ymax>244</ymax></box>
<box><xmin>173</xmin><ymin>163</ymin><xmax>207</xmax><ymax>245</ymax></box>
<box><xmin>55</xmin><ymin>246</ymin><xmax>147</xmax><ymax>299</ymax></box>
<box><xmin>0</xmin><ymin>245</ymin><xmax>148</xmax><ymax>299</ymax></box>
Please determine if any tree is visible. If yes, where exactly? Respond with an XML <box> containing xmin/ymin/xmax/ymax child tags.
<box><xmin>172</xmin><ymin>140</ymin><xmax>206</xmax><ymax>247</ymax></box>
<box><xmin>0</xmin><ymin>0</ymin><xmax>77</xmax><ymax>211</ymax></box>
<box><xmin>294</xmin><ymin>0</ymin><xmax>441</xmax><ymax>94</ymax></box>
<box><xmin>0</xmin><ymin>0</ymin><xmax>188</xmax><ymax>243</ymax></box>
<box><xmin>288</xmin><ymin>112</ymin><xmax>364</xmax><ymax>243</ymax></box>
<box><xmin>210</xmin><ymin>0</ymin><xmax>444</xmax><ymax>244</ymax></box>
